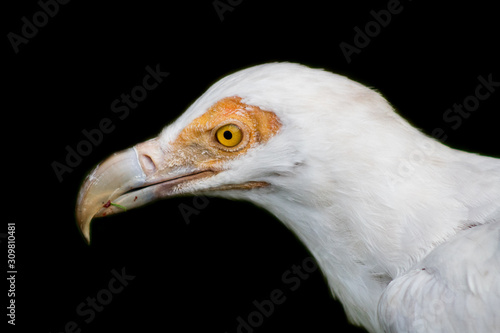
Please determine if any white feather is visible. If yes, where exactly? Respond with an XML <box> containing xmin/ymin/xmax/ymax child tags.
<box><xmin>158</xmin><ymin>63</ymin><xmax>500</xmax><ymax>332</ymax></box>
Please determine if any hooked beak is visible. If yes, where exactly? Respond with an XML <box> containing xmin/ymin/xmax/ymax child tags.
<box><xmin>76</xmin><ymin>139</ymin><xmax>215</xmax><ymax>244</ymax></box>
<box><xmin>76</xmin><ymin>96</ymin><xmax>279</xmax><ymax>244</ymax></box>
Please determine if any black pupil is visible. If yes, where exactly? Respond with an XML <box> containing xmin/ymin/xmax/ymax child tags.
<box><xmin>223</xmin><ymin>130</ymin><xmax>233</xmax><ymax>140</ymax></box>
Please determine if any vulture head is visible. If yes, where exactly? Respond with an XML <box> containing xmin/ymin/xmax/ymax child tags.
<box><xmin>76</xmin><ymin>63</ymin><xmax>500</xmax><ymax>332</ymax></box>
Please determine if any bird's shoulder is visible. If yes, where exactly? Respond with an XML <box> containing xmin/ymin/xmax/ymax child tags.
<box><xmin>378</xmin><ymin>222</ymin><xmax>500</xmax><ymax>333</ymax></box>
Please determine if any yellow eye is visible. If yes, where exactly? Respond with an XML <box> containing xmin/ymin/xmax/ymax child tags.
<box><xmin>216</xmin><ymin>124</ymin><xmax>243</xmax><ymax>147</ymax></box>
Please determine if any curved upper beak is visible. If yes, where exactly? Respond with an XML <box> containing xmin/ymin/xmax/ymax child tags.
<box><xmin>76</xmin><ymin>139</ymin><xmax>215</xmax><ymax>244</ymax></box>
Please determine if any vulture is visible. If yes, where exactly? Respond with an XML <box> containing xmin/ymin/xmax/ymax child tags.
<box><xmin>76</xmin><ymin>63</ymin><xmax>500</xmax><ymax>332</ymax></box>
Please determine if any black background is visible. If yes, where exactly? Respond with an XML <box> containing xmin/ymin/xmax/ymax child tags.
<box><xmin>5</xmin><ymin>1</ymin><xmax>499</xmax><ymax>332</ymax></box>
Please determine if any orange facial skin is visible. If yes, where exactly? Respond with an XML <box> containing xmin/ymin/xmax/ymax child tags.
<box><xmin>78</xmin><ymin>97</ymin><xmax>282</xmax><ymax>243</ymax></box>
<box><xmin>152</xmin><ymin>96</ymin><xmax>282</xmax><ymax>172</ymax></box>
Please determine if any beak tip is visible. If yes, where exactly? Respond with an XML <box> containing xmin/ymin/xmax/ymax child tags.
<box><xmin>81</xmin><ymin>225</ymin><xmax>91</xmax><ymax>245</ymax></box>
<box><xmin>76</xmin><ymin>213</ymin><xmax>92</xmax><ymax>245</ymax></box>
<box><xmin>74</xmin><ymin>147</ymin><xmax>140</xmax><ymax>246</ymax></box>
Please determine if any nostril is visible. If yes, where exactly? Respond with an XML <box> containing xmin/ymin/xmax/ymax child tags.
<box><xmin>139</xmin><ymin>154</ymin><xmax>156</xmax><ymax>174</ymax></box>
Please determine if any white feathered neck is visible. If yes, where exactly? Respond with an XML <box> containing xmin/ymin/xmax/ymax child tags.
<box><xmin>163</xmin><ymin>63</ymin><xmax>500</xmax><ymax>332</ymax></box>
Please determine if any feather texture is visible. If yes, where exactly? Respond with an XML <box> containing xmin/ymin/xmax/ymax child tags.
<box><xmin>157</xmin><ymin>63</ymin><xmax>500</xmax><ymax>332</ymax></box>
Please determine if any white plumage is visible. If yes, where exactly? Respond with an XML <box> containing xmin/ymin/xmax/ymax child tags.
<box><xmin>78</xmin><ymin>63</ymin><xmax>500</xmax><ymax>332</ymax></box>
